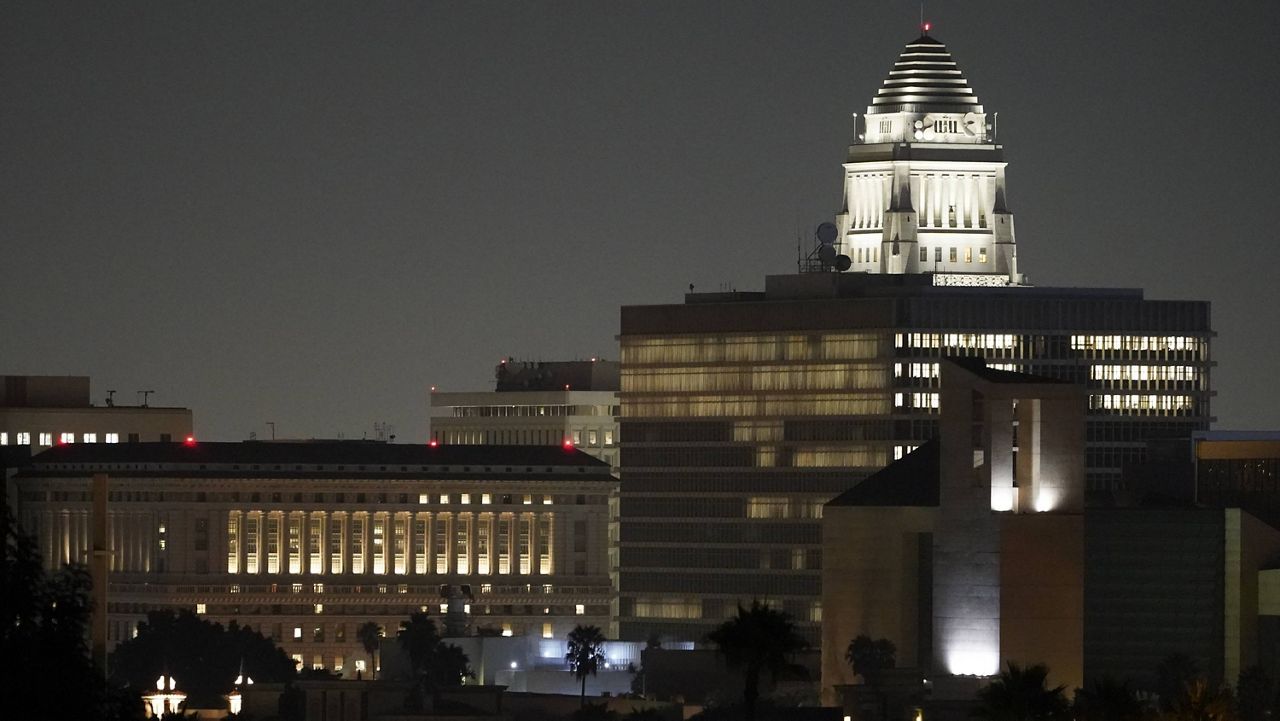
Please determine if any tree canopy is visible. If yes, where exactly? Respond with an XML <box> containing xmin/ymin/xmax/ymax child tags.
<box><xmin>567</xmin><ymin>624</ymin><xmax>608</xmax><ymax>706</ymax></box>
<box><xmin>845</xmin><ymin>635</ymin><xmax>897</xmax><ymax>686</ymax></box>
<box><xmin>973</xmin><ymin>661</ymin><xmax>1071</xmax><ymax>721</ymax></box>
<box><xmin>109</xmin><ymin>609</ymin><xmax>296</xmax><ymax>705</ymax></box>
<box><xmin>705</xmin><ymin>601</ymin><xmax>808</xmax><ymax>721</ymax></box>
<box><xmin>2</xmin><ymin>508</ymin><xmax>142</xmax><ymax>721</ymax></box>
<box><xmin>395</xmin><ymin>611</ymin><xmax>472</xmax><ymax>689</ymax></box>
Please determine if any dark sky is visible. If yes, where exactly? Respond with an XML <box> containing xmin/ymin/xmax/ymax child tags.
<box><xmin>4</xmin><ymin>1</ymin><xmax>1278</xmax><ymax>441</ymax></box>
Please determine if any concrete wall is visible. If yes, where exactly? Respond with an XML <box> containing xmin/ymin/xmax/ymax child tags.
<box><xmin>821</xmin><ymin>505</ymin><xmax>935</xmax><ymax>703</ymax></box>
<box><xmin>1000</xmin><ymin>514</ymin><xmax>1084</xmax><ymax>692</ymax></box>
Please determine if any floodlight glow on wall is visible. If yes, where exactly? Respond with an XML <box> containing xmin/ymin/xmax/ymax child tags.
<box><xmin>990</xmin><ymin>487</ymin><xmax>1015</xmax><ymax>512</ymax></box>
<box><xmin>946</xmin><ymin>648</ymin><xmax>999</xmax><ymax>677</ymax></box>
<box><xmin>1034</xmin><ymin>490</ymin><xmax>1058</xmax><ymax>513</ymax></box>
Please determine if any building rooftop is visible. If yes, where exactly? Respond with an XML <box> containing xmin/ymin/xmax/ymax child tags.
<box><xmin>22</xmin><ymin>441</ymin><xmax>612</xmax><ymax>479</ymax></box>
<box><xmin>826</xmin><ymin>439</ymin><xmax>940</xmax><ymax>508</ymax></box>
<box><xmin>947</xmin><ymin>357</ymin><xmax>1073</xmax><ymax>385</ymax></box>
<box><xmin>869</xmin><ymin>34</ymin><xmax>983</xmax><ymax>115</ymax></box>
<box><xmin>493</xmin><ymin>359</ymin><xmax>620</xmax><ymax>392</ymax></box>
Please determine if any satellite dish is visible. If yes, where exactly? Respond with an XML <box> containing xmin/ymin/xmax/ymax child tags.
<box><xmin>818</xmin><ymin>245</ymin><xmax>837</xmax><ymax>266</ymax></box>
<box><xmin>816</xmin><ymin>222</ymin><xmax>838</xmax><ymax>245</ymax></box>
<box><xmin>835</xmin><ymin>255</ymin><xmax>852</xmax><ymax>271</ymax></box>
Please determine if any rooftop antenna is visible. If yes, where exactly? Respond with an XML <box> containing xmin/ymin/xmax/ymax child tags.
<box><xmin>105</xmin><ymin>390</ymin><xmax>116</xmax><ymax>407</ymax></box>
<box><xmin>138</xmin><ymin>390</ymin><xmax>154</xmax><ymax>407</ymax></box>
<box><xmin>265</xmin><ymin>422</ymin><xmax>276</xmax><ymax>441</ymax></box>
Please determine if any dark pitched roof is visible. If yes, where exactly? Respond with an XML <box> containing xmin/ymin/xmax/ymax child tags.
<box><xmin>947</xmin><ymin>356</ymin><xmax>1072</xmax><ymax>385</ymax></box>
<box><xmin>27</xmin><ymin>441</ymin><xmax>609</xmax><ymax>469</ymax></box>
<box><xmin>826</xmin><ymin>439</ymin><xmax>939</xmax><ymax>507</ymax></box>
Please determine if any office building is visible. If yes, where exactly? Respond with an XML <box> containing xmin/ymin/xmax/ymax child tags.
<box><xmin>0</xmin><ymin>375</ymin><xmax>193</xmax><ymax>451</ymax></box>
<box><xmin>616</xmin><ymin>33</ymin><xmax>1212</xmax><ymax>643</ymax></box>
<box><xmin>431</xmin><ymin>359</ymin><xmax>621</xmax><ymax>470</ymax></box>
<box><xmin>13</xmin><ymin>441</ymin><xmax>615</xmax><ymax>675</ymax></box>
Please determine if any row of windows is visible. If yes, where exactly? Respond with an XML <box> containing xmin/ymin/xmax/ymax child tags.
<box><xmin>1089</xmin><ymin>365</ymin><xmax>1199</xmax><ymax>382</ymax></box>
<box><xmin>621</xmin><ymin>365</ymin><xmax>888</xmax><ymax>394</ymax></box>
<box><xmin>622</xmin><ymin>394</ymin><xmax>891</xmax><ymax>419</ymax></box>
<box><xmin>227</xmin><ymin>511</ymin><xmax>557</xmax><ymax>577</ymax></box>
<box><xmin>911</xmin><ymin>245</ymin><xmax>990</xmax><ymax>265</ymax></box>
<box><xmin>624</xmin><ymin>444</ymin><xmax>888</xmax><ymax>470</ymax></box>
<box><xmin>1070</xmin><ymin>335</ymin><xmax>1202</xmax><ymax>352</ymax></box>
<box><xmin>32</xmin><ymin>489</ymin><xmax>605</xmax><ymax>507</ymax></box>
<box><xmin>621</xmin><ymin>334</ymin><xmax>883</xmax><ymax>365</ymax></box>
<box><xmin>745</xmin><ymin>497</ymin><xmax>825</xmax><ymax>519</ymax></box>
<box><xmin>897</xmin><ymin>333</ymin><xmax>1019</xmax><ymax>350</ymax></box>
<box><xmin>437</xmin><ymin>428</ymin><xmax>615</xmax><ymax>447</ymax></box>
<box><xmin>0</xmin><ymin>431</ymin><xmax>137</xmax><ymax>446</ymax></box>
<box><xmin>1089</xmin><ymin>394</ymin><xmax>1195</xmax><ymax>412</ymax></box>
<box><xmin>448</xmin><ymin>404</ymin><xmax>618</xmax><ymax>418</ymax></box>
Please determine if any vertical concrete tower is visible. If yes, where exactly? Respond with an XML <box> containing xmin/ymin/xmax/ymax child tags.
<box><xmin>836</xmin><ymin>34</ymin><xmax>1021</xmax><ymax>285</ymax></box>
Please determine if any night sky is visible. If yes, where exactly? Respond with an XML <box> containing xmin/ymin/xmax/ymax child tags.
<box><xmin>4</xmin><ymin>1</ymin><xmax>1278</xmax><ymax>442</ymax></box>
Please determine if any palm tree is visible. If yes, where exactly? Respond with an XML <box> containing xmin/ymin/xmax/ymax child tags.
<box><xmin>1073</xmin><ymin>677</ymin><xmax>1147</xmax><ymax>721</ymax></box>
<box><xmin>566</xmin><ymin>624</ymin><xmax>608</xmax><ymax>707</ymax></box>
<box><xmin>397</xmin><ymin>612</ymin><xmax>443</xmax><ymax>678</ymax></box>
<box><xmin>356</xmin><ymin>621</ymin><xmax>383</xmax><ymax>680</ymax></box>
<box><xmin>972</xmin><ymin>661</ymin><xmax>1071</xmax><ymax>721</ymax></box>
<box><xmin>705</xmin><ymin>600</ymin><xmax>809</xmax><ymax>721</ymax></box>
<box><xmin>1164</xmin><ymin>678</ymin><xmax>1237</xmax><ymax>721</ymax></box>
<box><xmin>396</xmin><ymin>612</ymin><xmax>472</xmax><ymax>690</ymax></box>
<box><xmin>846</xmin><ymin>635</ymin><xmax>897</xmax><ymax>721</ymax></box>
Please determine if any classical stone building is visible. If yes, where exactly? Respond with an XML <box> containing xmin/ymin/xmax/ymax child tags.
<box><xmin>13</xmin><ymin>441</ymin><xmax>616</xmax><ymax>675</ymax></box>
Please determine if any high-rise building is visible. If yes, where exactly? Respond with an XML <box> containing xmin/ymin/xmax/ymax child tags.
<box><xmin>616</xmin><ymin>33</ymin><xmax>1213</xmax><ymax>643</ymax></box>
<box><xmin>13</xmin><ymin>441</ymin><xmax>616</xmax><ymax>673</ymax></box>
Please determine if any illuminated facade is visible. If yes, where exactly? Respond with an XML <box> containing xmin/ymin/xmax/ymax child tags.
<box><xmin>618</xmin><ymin>273</ymin><xmax>1212</xmax><ymax>642</ymax></box>
<box><xmin>617</xmin><ymin>30</ymin><xmax>1213</xmax><ymax>644</ymax></box>
<box><xmin>836</xmin><ymin>35</ymin><xmax>1019</xmax><ymax>285</ymax></box>
<box><xmin>821</xmin><ymin>363</ymin><xmax>1280</xmax><ymax>708</ymax></box>
<box><xmin>430</xmin><ymin>360</ymin><xmax>621</xmax><ymax>472</ymax></box>
<box><xmin>14</xmin><ymin>442</ymin><xmax>615</xmax><ymax>674</ymax></box>
<box><xmin>821</xmin><ymin>359</ymin><xmax>1086</xmax><ymax>704</ymax></box>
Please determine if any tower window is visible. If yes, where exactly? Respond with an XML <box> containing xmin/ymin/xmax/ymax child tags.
<box><xmin>965</xmin><ymin>247</ymin><xmax>973</xmax><ymax>263</ymax></box>
<box><xmin>935</xmin><ymin>248</ymin><xmax>942</xmax><ymax>263</ymax></box>
<box><xmin>920</xmin><ymin>247</ymin><xmax>928</xmax><ymax>262</ymax></box>
<box><xmin>879</xmin><ymin>120</ymin><xmax>891</xmax><ymax>133</ymax></box>
<box><xmin>949</xmin><ymin>247</ymin><xmax>958</xmax><ymax>263</ymax></box>
<box><xmin>978</xmin><ymin>248</ymin><xmax>988</xmax><ymax>263</ymax></box>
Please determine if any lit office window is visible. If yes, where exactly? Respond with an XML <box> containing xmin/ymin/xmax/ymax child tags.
<box><xmin>39</xmin><ymin>433</ymin><xmax>53</xmax><ymax>446</ymax></box>
<box><xmin>196</xmin><ymin>603</ymin><xmax>206</xmax><ymax>614</ymax></box>
<box><xmin>293</xmin><ymin>627</ymin><xmax>302</xmax><ymax>639</ymax></box>
<box><xmin>17</xmin><ymin>432</ymin><xmax>31</xmax><ymax>445</ymax></box>
<box><xmin>105</xmin><ymin>433</ymin><xmax>119</xmax><ymax>443</ymax></box>
<box><xmin>481</xmin><ymin>494</ymin><xmax>492</xmax><ymax>504</ymax></box>
<box><xmin>59</xmin><ymin>432</ymin><xmax>74</xmax><ymax>444</ymax></box>
<box><xmin>0</xmin><ymin>432</ymin><xmax>6</xmax><ymax>445</ymax></box>
<box><xmin>460</xmin><ymin>494</ymin><xmax>471</xmax><ymax>505</ymax></box>
<box><xmin>83</xmin><ymin>433</ymin><xmax>96</xmax><ymax>443</ymax></box>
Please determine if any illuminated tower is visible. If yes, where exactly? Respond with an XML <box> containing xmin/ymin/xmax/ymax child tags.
<box><xmin>836</xmin><ymin>32</ymin><xmax>1021</xmax><ymax>285</ymax></box>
